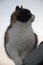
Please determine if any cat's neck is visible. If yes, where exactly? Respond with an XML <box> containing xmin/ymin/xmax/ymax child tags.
<box><xmin>12</xmin><ymin>20</ymin><xmax>32</xmax><ymax>29</ymax></box>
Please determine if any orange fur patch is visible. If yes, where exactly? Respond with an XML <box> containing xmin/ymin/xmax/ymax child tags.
<box><xmin>5</xmin><ymin>30</ymin><xmax>9</xmax><ymax>43</ymax></box>
<box><xmin>11</xmin><ymin>11</ymin><xmax>18</xmax><ymax>24</ymax></box>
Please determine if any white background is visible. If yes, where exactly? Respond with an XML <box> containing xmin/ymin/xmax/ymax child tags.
<box><xmin>0</xmin><ymin>0</ymin><xmax>43</xmax><ymax>65</ymax></box>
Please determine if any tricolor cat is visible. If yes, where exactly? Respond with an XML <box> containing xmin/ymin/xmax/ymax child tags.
<box><xmin>4</xmin><ymin>6</ymin><xmax>38</xmax><ymax>65</ymax></box>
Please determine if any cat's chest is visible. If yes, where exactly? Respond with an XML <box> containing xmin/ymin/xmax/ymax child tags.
<box><xmin>9</xmin><ymin>26</ymin><xmax>35</xmax><ymax>49</ymax></box>
<box><xmin>9</xmin><ymin>26</ymin><xmax>34</xmax><ymax>40</ymax></box>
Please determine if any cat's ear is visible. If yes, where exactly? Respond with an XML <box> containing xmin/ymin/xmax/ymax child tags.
<box><xmin>16</xmin><ymin>5</ymin><xmax>23</xmax><ymax>10</ymax></box>
<box><xmin>16</xmin><ymin>6</ymin><xmax>20</xmax><ymax>10</ymax></box>
<box><xmin>15</xmin><ymin>6</ymin><xmax>20</xmax><ymax>13</ymax></box>
<box><xmin>21</xmin><ymin>5</ymin><xmax>23</xmax><ymax>9</ymax></box>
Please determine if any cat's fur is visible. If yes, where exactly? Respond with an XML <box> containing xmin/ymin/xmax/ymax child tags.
<box><xmin>4</xmin><ymin>6</ymin><xmax>38</xmax><ymax>65</ymax></box>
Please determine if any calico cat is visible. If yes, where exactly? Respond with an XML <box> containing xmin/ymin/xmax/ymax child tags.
<box><xmin>4</xmin><ymin>6</ymin><xmax>38</xmax><ymax>65</ymax></box>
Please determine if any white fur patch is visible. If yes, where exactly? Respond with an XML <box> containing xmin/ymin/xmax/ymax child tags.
<box><xmin>5</xmin><ymin>15</ymin><xmax>35</xmax><ymax>65</ymax></box>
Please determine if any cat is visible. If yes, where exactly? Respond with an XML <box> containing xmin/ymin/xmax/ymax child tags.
<box><xmin>4</xmin><ymin>6</ymin><xmax>38</xmax><ymax>65</ymax></box>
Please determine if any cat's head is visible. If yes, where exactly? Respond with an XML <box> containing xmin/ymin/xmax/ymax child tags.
<box><xmin>16</xmin><ymin>6</ymin><xmax>35</xmax><ymax>22</ymax></box>
<box><xmin>11</xmin><ymin>6</ymin><xmax>35</xmax><ymax>24</ymax></box>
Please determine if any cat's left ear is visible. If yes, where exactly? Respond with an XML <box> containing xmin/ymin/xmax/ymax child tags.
<box><xmin>15</xmin><ymin>6</ymin><xmax>20</xmax><ymax>13</ymax></box>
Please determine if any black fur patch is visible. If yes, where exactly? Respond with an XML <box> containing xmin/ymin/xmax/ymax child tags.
<box><xmin>33</xmin><ymin>33</ymin><xmax>38</xmax><ymax>49</ymax></box>
<box><xmin>16</xmin><ymin>7</ymin><xmax>32</xmax><ymax>22</ymax></box>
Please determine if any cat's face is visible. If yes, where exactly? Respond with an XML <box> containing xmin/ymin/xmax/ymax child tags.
<box><xmin>16</xmin><ymin>6</ymin><xmax>35</xmax><ymax>23</ymax></box>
